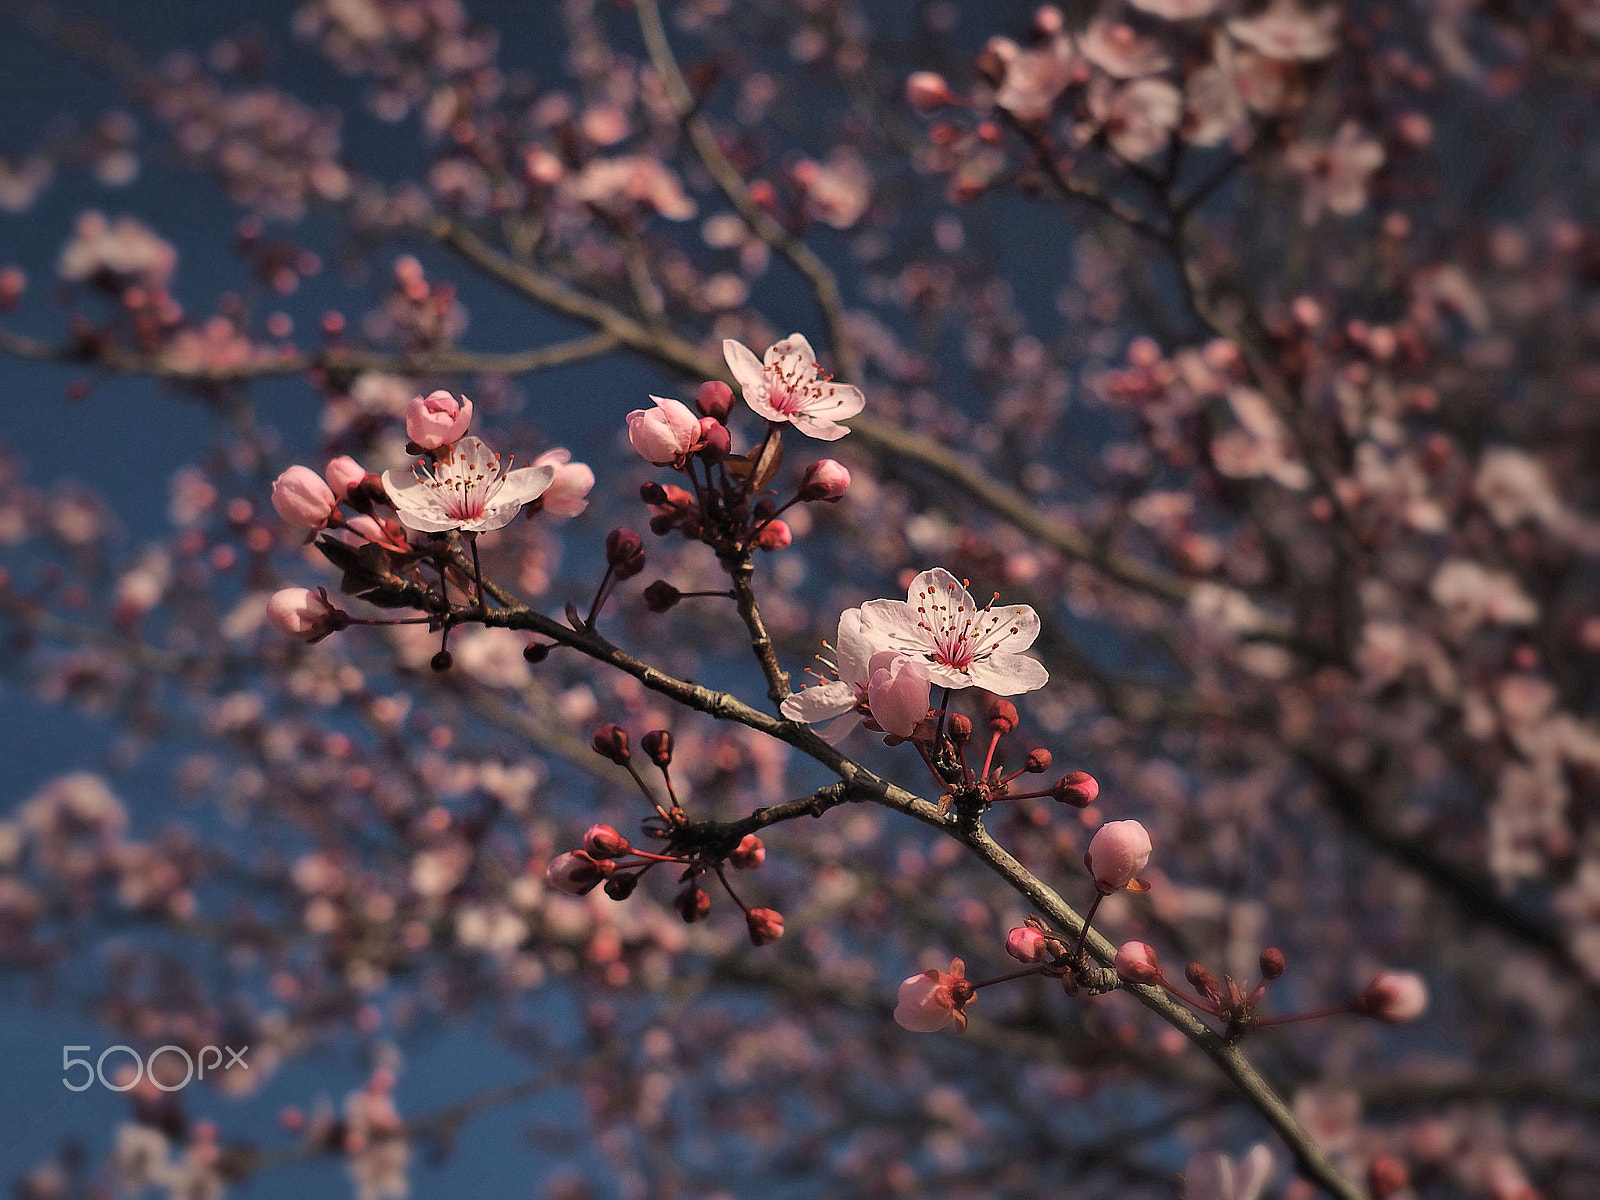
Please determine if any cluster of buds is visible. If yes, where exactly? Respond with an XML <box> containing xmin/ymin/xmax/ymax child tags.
<box><xmin>545</xmin><ymin>724</ymin><xmax>785</xmax><ymax>947</ymax></box>
<box><xmin>1114</xmin><ymin>941</ymin><xmax>1429</xmax><ymax>1035</ymax></box>
<box><xmin>264</xmin><ymin>390</ymin><xmax>593</xmax><ymax>656</ymax></box>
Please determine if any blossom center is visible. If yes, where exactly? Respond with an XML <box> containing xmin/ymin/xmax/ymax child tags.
<box><xmin>913</xmin><ymin>579</ymin><xmax>1026</xmax><ymax>674</ymax></box>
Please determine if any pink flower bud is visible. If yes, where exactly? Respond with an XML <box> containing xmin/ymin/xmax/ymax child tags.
<box><xmin>986</xmin><ymin>698</ymin><xmax>1018</xmax><ymax>733</ymax></box>
<box><xmin>582</xmin><ymin>824</ymin><xmax>631</xmax><ymax>859</ymax></box>
<box><xmin>698</xmin><ymin>418</ymin><xmax>731</xmax><ymax>463</ymax></box>
<box><xmin>531</xmin><ymin>448</ymin><xmax>595</xmax><ymax>517</ymax></box>
<box><xmin>745</xmin><ymin>907</ymin><xmax>785</xmax><ymax>945</ymax></box>
<box><xmin>1115</xmin><ymin>940</ymin><xmax>1161</xmax><ymax>984</ymax></box>
<box><xmin>906</xmin><ymin>71</ymin><xmax>953</xmax><ymax>113</ymax></box>
<box><xmin>798</xmin><ymin>459</ymin><xmax>851</xmax><ymax>502</ymax></box>
<box><xmin>271</xmin><ymin>465</ymin><xmax>337</xmax><ymax>530</ymax></box>
<box><xmin>640</xmin><ymin>730</ymin><xmax>673</xmax><ymax>767</ymax></box>
<box><xmin>324</xmin><ymin>456</ymin><xmax>367</xmax><ymax>501</ymax></box>
<box><xmin>1006</xmin><ymin>926</ymin><xmax>1048</xmax><ymax>963</ymax></box>
<box><xmin>866</xmin><ymin>652</ymin><xmax>931</xmax><ymax>738</ymax></box>
<box><xmin>546</xmin><ymin>850</ymin><xmax>613</xmax><ymax>895</ymax></box>
<box><xmin>266</xmin><ymin>587</ymin><xmax>346</xmax><ymax>641</ymax></box>
<box><xmin>1360</xmin><ymin>971</ymin><xmax>1428</xmax><ymax>1023</ymax></box>
<box><xmin>1085</xmin><ymin>819</ymin><xmax>1152</xmax><ymax>894</ymax></box>
<box><xmin>893</xmin><ymin>960</ymin><xmax>971</xmax><ymax>1033</ymax></box>
<box><xmin>730</xmin><ymin>833</ymin><xmax>765</xmax><ymax>869</ymax></box>
<box><xmin>754</xmin><ymin>519</ymin><xmax>792</xmax><ymax>550</ymax></box>
<box><xmin>405</xmin><ymin>389</ymin><xmax>473</xmax><ymax>450</ymax></box>
<box><xmin>695</xmin><ymin>380</ymin><xmax>734</xmax><ymax>420</ymax></box>
<box><xmin>1051</xmin><ymin>770</ymin><xmax>1099</xmax><ymax>807</ymax></box>
<box><xmin>1024</xmin><ymin>749</ymin><xmax>1052</xmax><ymax>774</ymax></box>
<box><xmin>1260</xmin><ymin>947</ymin><xmax>1286</xmax><ymax>980</ymax></box>
<box><xmin>627</xmin><ymin>395</ymin><xmax>702</xmax><ymax>466</ymax></box>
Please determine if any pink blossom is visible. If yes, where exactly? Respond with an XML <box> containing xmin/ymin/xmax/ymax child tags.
<box><xmin>798</xmin><ymin>459</ymin><xmax>851</xmax><ymax>502</ymax></box>
<box><xmin>1080</xmin><ymin>19</ymin><xmax>1172</xmax><ymax>79</ymax></box>
<box><xmin>1286</xmin><ymin>122</ymin><xmax>1385</xmax><ymax>223</ymax></box>
<box><xmin>1130</xmin><ymin>0</ymin><xmax>1221</xmax><ymax>18</ymax></box>
<box><xmin>405</xmin><ymin>390</ymin><xmax>473</xmax><ymax>450</ymax></box>
<box><xmin>266</xmin><ymin>587</ymin><xmax>344</xmax><ymax>642</ymax></box>
<box><xmin>745</xmin><ymin>907</ymin><xmax>785</xmax><ymax>945</ymax></box>
<box><xmin>793</xmin><ymin>149</ymin><xmax>873</xmax><ymax>231</ymax></box>
<box><xmin>568</xmin><ymin>154</ymin><xmax>696</xmax><ymax>221</ymax></box>
<box><xmin>725</xmin><ymin>333</ymin><xmax>865</xmax><ymax>440</ymax></box>
<box><xmin>530</xmin><ymin>448</ymin><xmax>595</xmax><ymax>517</ymax></box>
<box><xmin>1085</xmin><ymin>820</ymin><xmax>1153</xmax><ymax>894</ymax></box>
<box><xmin>906</xmin><ymin>71</ymin><xmax>953</xmax><ymax>112</ymax></box>
<box><xmin>893</xmin><ymin>959</ymin><xmax>971</xmax><ymax>1032</ymax></box>
<box><xmin>1184</xmin><ymin>1145</ymin><xmax>1274</xmax><ymax>1200</ymax></box>
<box><xmin>271</xmin><ymin>465</ymin><xmax>338</xmax><ymax>530</ymax></box>
<box><xmin>1006</xmin><ymin>926</ymin><xmax>1049</xmax><ymax>963</ymax></box>
<box><xmin>992</xmin><ymin>34</ymin><xmax>1078</xmax><ymax>123</ymax></box>
<box><xmin>1115</xmin><ymin>940</ymin><xmax>1161</xmax><ymax>983</ymax></box>
<box><xmin>1361</xmin><ymin>971</ymin><xmax>1428</xmax><ymax>1022</ymax></box>
<box><xmin>857</xmin><ymin>567</ymin><xmax>1047</xmax><ymax>695</ymax></box>
<box><xmin>781</xmin><ymin>608</ymin><xmax>875</xmax><ymax>742</ymax></box>
<box><xmin>865</xmin><ymin>651</ymin><xmax>932</xmax><ymax>737</ymax></box>
<box><xmin>1226</xmin><ymin>1</ymin><xmax>1340</xmax><ymax>62</ymax></box>
<box><xmin>324</xmin><ymin>456</ymin><xmax>367</xmax><ymax>500</ymax></box>
<box><xmin>1085</xmin><ymin>77</ymin><xmax>1183</xmax><ymax>162</ymax></box>
<box><xmin>626</xmin><ymin>396</ymin><xmax>703</xmax><ymax>466</ymax></box>
<box><xmin>382</xmin><ymin>436</ymin><xmax>555</xmax><ymax>533</ymax></box>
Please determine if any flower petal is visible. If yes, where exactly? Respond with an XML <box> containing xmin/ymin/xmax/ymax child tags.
<box><xmin>724</xmin><ymin>338</ymin><xmax>766</xmax><ymax>396</ymax></box>
<box><xmin>779</xmin><ymin>680</ymin><xmax>858</xmax><ymax>724</ymax></box>
<box><xmin>834</xmin><ymin>608</ymin><xmax>873</xmax><ymax>685</ymax></box>
<box><xmin>767</xmin><ymin>332</ymin><xmax>818</xmax><ymax>369</ymax></box>
<box><xmin>492</xmin><ymin>464</ymin><xmax>557</xmax><ymax>509</ymax></box>
<box><xmin>968</xmin><ymin>652</ymin><xmax>1049</xmax><ymax>695</ymax></box>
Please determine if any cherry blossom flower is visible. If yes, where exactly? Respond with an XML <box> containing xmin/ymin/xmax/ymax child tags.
<box><xmin>627</xmin><ymin>396</ymin><xmax>704</xmax><ymax>466</ymax></box>
<box><xmin>1115</xmin><ymin>940</ymin><xmax>1162</xmax><ymax>983</ymax></box>
<box><xmin>1080</xmin><ymin>19</ymin><xmax>1172</xmax><ymax>79</ymax></box>
<box><xmin>894</xmin><ymin>958</ymin><xmax>973</xmax><ymax>1032</ymax></box>
<box><xmin>781</xmin><ymin>608</ymin><xmax>877</xmax><ymax>743</ymax></box>
<box><xmin>1006</xmin><ymin>926</ymin><xmax>1048</xmax><ymax>963</ymax></box>
<box><xmin>568</xmin><ymin>154</ymin><xmax>696</xmax><ymax>221</ymax></box>
<box><xmin>1184</xmin><ymin>1145</ymin><xmax>1274</xmax><ymax>1200</ymax></box>
<box><xmin>529</xmin><ymin>448</ymin><xmax>595</xmax><ymax>517</ymax></box>
<box><xmin>267</xmin><ymin>587</ymin><xmax>345</xmax><ymax>642</ymax></box>
<box><xmin>1085</xmin><ymin>77</ymin><xmax>1183</xmax><ymax>162</ymax></box>
<box><xmin>1226</xmin><ymin>0</ymin><xmax>1341</xmax><ymax>62</ymax></box>
<box><xmin>405</xmin><ymin>390</ymin><xmax>473</xmax><ymax>450</ymax></box>
<box><xmin>1286</xmin><ymin>122</ymin><xmax>1385</xmax><ymax>223</ymax></box>
<box><xmin>991</xmin><ymin>33</ymin><xmax>1078</xmax><ymax>122</ymax></box>
<box><xmin>1130</xmin><ymin>0</ymin><xmax>1222</xmax><ymax>18</ymax></box>
<box><xmin>324</xmin><ymin>456</ymin><xmax>368</xmax><ymax>500</ymax></box>
<box><xmin>271</xmin><ymin>465</ymin><xmax>338</xmax><ymax>529</ymax></box>
<box><xmin>798</xmin><ymin>459</ymin><xmax>851</xmax><ymax>502</ymax></box>
<box><xmin>724</xmin><ymin>333</ymin><xmax>865</xmax><ymax>440</ymax></box>
<box><xmin>793</xmin><ymin>148</ymin><xmax>873</xmax><ymax>230</ymax></box>
<box><xmin>857</xmin><ymin>568</ymin><xmax>1047</xmax><ymax>695</ymax></box>
<box><xmin>382</xmin><ymin>436</ymin><xmax>555</xmax><ymax>534</ymax></box>
<box><xmin>1086</xmin><ymin>820</ymin><xmax>1153</xmax><ymax>893</ymax></box>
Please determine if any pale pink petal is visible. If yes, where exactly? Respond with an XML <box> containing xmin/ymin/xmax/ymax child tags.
<box><xmin>968</xmin><ymin>652</ymin><xmax>1049</xmax><ymax>696</ymax></box>
<box><xmin>780</xmin><ymin>680</ymin><xmax>859</xmax><ymax>724</ymax></box>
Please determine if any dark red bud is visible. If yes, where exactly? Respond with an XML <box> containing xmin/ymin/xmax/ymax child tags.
<box><xmin>1367</xmin><ymin>1156</ymin><xmax>1409</xmax><ymax>1200</ymax></box>
<box><xmin>431</xmin><ymin>650</ymin><xmax>453</xmax><ymax>672</ymax></box>
<box><xmin>640</xmin><ymin>730</ymin><xmax>673</xmax><ymax>767</ymax></box>
<box><xmin>639</xmin><ymin>481</ymin><xmax>669</xmax><ymax>506</ymax></box>
<box><xmin>698</xmin><ymin>418</ymin><xmax>731</xmax><ymax>463</ymax></box>
<box><xmin>643</xmin><ymin>580</ymin><xmax>681</xmax><ymax>612</ymax></box>
<box><xmin>745</xmin><ymin>907</ymin><xmax>784</xmax><ymax>945</ymax></box>
<box><xmin>674</xmin><ymin>883</ymin><xmax>711</xmax><ymax>923</ymax></box>
<box><xmin>1259</xmin><ymin>947</ymin><xmax>1286</xmax><ymax>980</ymax></box>
<box><xmin>1186</xmin><ymin>962</ymin><xmax>1220</xmax><ymax>999</ymax></box>
<box><xmin>603</xmin><ymin>872</ymin><xmax>639</xmax><ymax>901</ymax></box>
<box><xmin>523</xmin><ymin>641</ymin><xmax>551</xmax><ymax>663</ymax></box>
<box><xmin>1024</xmin><ymin>749</ymin><xmax>1052</xmax><ymax>774</ymax></box>
<box><xmin>583</xmin><ymin>824</ymin><xmax>632</xmax><ymax>858</ymax></box>
<box><xmin>605</xmin><ymin>528</ymin><xmax>646</xmax><ymax>579</ymax></box>
<box><xmin>754</xmin><ymin>520</ymin><xmax>792</xmax><ymax>550</ymax></box>
<box><xmin>946</xmin><ymin>713</ymin><xmax>972</xmax><ymax>747</ymax></box>
<box><xmin>729</xmin><ymin>833</ymin><xmax>765</xmax><ymax>869</ymax></box>
<box><xmin>591</xmin><ymin>723</ymin><xmax>630</xmax><ymax>764</ymax></box>
<box><xmin>1050</xmin><ymin>770</ymin><xmax>1098</xmax><ymax>807</ymax></box>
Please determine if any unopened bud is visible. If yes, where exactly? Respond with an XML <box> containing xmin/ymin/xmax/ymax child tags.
<box><xmin>1186</xmin><ymin>962</ymin><xmax>1220</xmax><ymax>999</ymax></box>
<box><xmin>745</xmin><ymin>907</ymin><xmax>784</xmax><ymax>945</ymax></box>
<box><xmin>1050</xmin><ymin>770</ymin><xmax>1098</xmax><ymax>806</ymax></box>
<box><xmin>547</xmin><ymin>850</ymin><xmax>613</xmax><ymax>895</ymax></box>
<box><xmin>1115</xmin><ymin>941</ymin><xmax>1161</xmax><ymax>984</ymax></box>
<box><xmin>730</xmin><ymin>833</ymin><xmax>765</xmax><ymax>869</ymax></box>
<box><xmin>640</xmin><ymin>730</ymin><xmax>673</xmax><ymax>768</ymax></box>
<box><xmin>906</xmin><ymin>71</ymin><xmax>953</xmax><ymax>113</ymax></box>
<box><xmin>986</xmin><ymin>698</ymin><xmax>1018</xmax><ymax>733</ymax></box>
<box><xmin>431</xmin><ymin>650</ymin><xmax>453</xmax><ymax>672</ymax></box>
<box><xmin>695</xmin><ymin>380</ymin><xmax>734</xmax><ymax>420</ymax></box>
<box><xmin>754</xmin><ymin>520</ymin><xmax>792</xmax><ymax>550</ymax></box>
<box><xmin>698</xmin><ymin>418</ymin><xmax>731</xmax><ymax>463</ymax></box>
<box><xmin>591</xmin><ymin>723</ymin><xmax>630</xmax><ymax>764</ymax></box>
<box><xmin>639</xmin><ymin>481</ymin><xmax>669</xmax><ymax>506</ymax></box>
<box><xmin>1259</xmin><ymin>947</ymin><xmax>1286</xmax><ymax>980</ymax></box>
<box><xmin>675</xmin><ymin>883</ymin><xmax>711</xmax><ymax>923</ymax></box>
<box><xmin>1024</xmin><ymin>749</ymin><xmax>1052</xmax><ymax>774</ymax></box>
<box><xmin>643</xmin><ymin>580</ymin><xmax>682</xmax><ymax>612</ymax></box>
<box><xmin>1367</xmin><ymin>1156</ymin><xmax>1409</xmax><ymax>1200</ymax></box>
<box><xmin>605</xmin><ymin>528</ymin><xmax>646</xmax><ymax>579</ymax></box>
<box><xmin>946</xmin><ymin>713</ymin><xmax>972</xmax><ymax>747</ymax></box>
<box><xmin>797</xmin><ymin>459</ymin><xmax>851</xmax><ymax>503</ymax></box>
<box><xmin>583</xmin><ymin>824</ymin><xmax>631</xmax><ymax>859</ymax></box>
<box><xmin>603</xmin><ymin>872</ymin><xmax>639</xmax><ymax>901</ymax></box>
<box><xmin>523</xmin><ymin>641</ymin><xmax>551</xmax><ymax>663</ymax></box>
<box><xmin>1005</xmin><ymin>926</ymin><xmax>1048</xmax><ymax>963</ymax></box>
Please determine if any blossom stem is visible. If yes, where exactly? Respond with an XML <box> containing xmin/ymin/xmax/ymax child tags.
<box><xmin>1253</xmin><ymin>1004</ymin><xmax>1358</xmax><ymax>1029</ymax></box>
<box><xmin>468</xmin><ymin>533</ymin><xmax>487</xmax><ymax>614</ymax></box>
<box><xmin>979</xmin><ymin>730</ymin><xmax>1002</xmax><ymax>782</ymax></box>
<box><xmin>585</xmin><ymin>566</ymin><xmax>616</xmax><ymax>629</ymax></box>
<box><xmin>713</xmin><ymin>864</ymin><xmax>751</xmax><ymax>915</ymax></box>
<box><xmin>623</xmin><ymin>760</ymin><xmax>675</xmax><ymax>824</ymax></box>
<box><xmin>934</xmin><ymin>687</ymin><xmax>952</xmax><ymax>744</ymax></box>
<box><xmin>969</xmin><ymin>966</ymin><xmax>1052</xmax><ymax>991</ymax></box>
<box><xmin>1072</xmin><ymin>891</ymin><xmax>1104</xmax><ymax>964</ymax></box>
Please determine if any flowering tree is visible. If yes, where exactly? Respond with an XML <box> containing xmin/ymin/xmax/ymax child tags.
<box><xmin>2</xmin><ymin>1</ymin><xmax>1598</xmax><ymax>1198</ymax></box>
